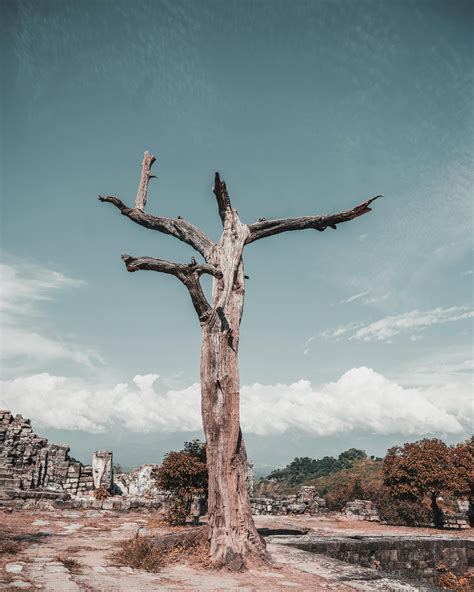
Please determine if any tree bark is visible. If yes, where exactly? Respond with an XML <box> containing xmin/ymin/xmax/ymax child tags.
<box><xmin>200</xmin><ymin>209</ymin><xmax>267</xmax><ymax>569</ymax></box>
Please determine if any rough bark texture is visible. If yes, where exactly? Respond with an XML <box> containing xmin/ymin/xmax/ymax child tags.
<box><xmin>200</xmin><ymin>209</ymin><xmax>267</xmax><ymax>569</ymax></box>
<box><xmin>99</xmin><ymin>149</ymin><xmax>382</xmax><ymax>570</ymax></box>
<box><xmin>135</xmin><ymin>150</ymin><xmax>156</xmax><ymax>211</ymax></box>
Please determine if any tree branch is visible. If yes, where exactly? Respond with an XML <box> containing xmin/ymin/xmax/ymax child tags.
<box><xmin>98</xmin><ymin>195</ymin><xmax>214</xmax><ymax>260</ymax></box>
<box><xmin>121</xmin><ymin>254</ymin><xmax>221</xmax><ymax>322</ymax></box>
<box><xmin>213</xmin><ymin>172</ymin><xmax>232</xmax><ymax>224</ymax></box>
<box><xmin>246</xmin><ymin>195</ymin><xmax>383</xmax><ymax>244</ymax></box>
<box><xmin>135</xmin><ymin>150</ymin><xmax>156</xmax><ymax>211</ymax></box>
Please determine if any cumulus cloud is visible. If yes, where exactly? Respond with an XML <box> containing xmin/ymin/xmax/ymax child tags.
<box><xmin>1</xmin><ymin>368</ymin><xmax>470</xmax><ymax>437</ymax></box>
<box><xmin>322</xmin><ymin>306</ymin><xmax>473</xmax><ymax>342</ymax></box>
<box><xmin>0</xmin><ymin>257</ymin><xmax>102</xmax><ymax>369</ymax></box>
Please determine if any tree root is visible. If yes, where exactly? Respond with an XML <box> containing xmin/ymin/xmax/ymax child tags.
<box><xmin>149</xmin><ymin>525</ymin><xmax>209</xmax><ymax>553</ymax></box>
<box><xmin>148</xmin><ymin>526</ymin><xmax>271</xmax><ymax>571</ymax></box>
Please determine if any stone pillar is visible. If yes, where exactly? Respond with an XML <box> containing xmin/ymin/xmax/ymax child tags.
<box><xmin>92</xmin><ymin>451</ymin><xmax>113</xmax><ymax>490</ymax></box>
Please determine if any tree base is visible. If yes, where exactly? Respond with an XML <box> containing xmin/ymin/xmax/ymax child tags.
<box><xmin>149</xmin><ymin>525</ymin><xmax>270</xmax><ymax>571</ymax></box>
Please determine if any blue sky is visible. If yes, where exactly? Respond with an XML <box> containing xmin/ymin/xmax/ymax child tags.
<box><xmin>1</xmin><ymin>0</ymin><xmax>472</xmax><ymax>470</ymax></box>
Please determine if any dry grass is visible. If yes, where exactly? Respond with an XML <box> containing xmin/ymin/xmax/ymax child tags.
<box><xmin>92</xmin><ymin>487</ymin><xmax>110</xmax><ymax>500</ymax></box>
<box><xmin>165</xmin><ymin>541</ymin><xmax>213</xmax><ymax>569</ymax></box>
<box><xmin>0</xmin><ymin>541</ymin><xmax>20</xmax><ymax>555</ymax></box>
<box><xmin>55</xmin><ymin>554</ymin><xmax>82</xmax><ymax>574</ymax></box>
<box><xmin>83</xmin><ymin>519</ymin><xmax>112</xmax><ymax>531</ymax></box>
<box><xmin>111</xmin><ymin>534</ymin><xmax>213</xmax><ymax>573</ymax></box>
<box><xmin>64</xmin><ymin>545</ymin><xmax>95</xmax><ymax>554</ymax></box>
<box><xmin>111</xmin><ymin>536</ymin><xmax>163</xmax><ymax>572</ymax></box>
<box><xmin>146</xmin><ymin>516</ymin><xmax>186</xmax><ymax>530</ymax></box>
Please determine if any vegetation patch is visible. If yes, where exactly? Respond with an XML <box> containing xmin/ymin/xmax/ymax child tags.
<box><xmin>92</xmin><ymin>487</ymin><xmax>110</xmax><ymax>500</ymax></box>
<box><xmin>112</xmin><ymin>536</ymin><xmax>163</xmax><ymax>572</ymax></box>
<box><xmin>112</xmin><ymin>534</ymin><xmax>212</xmax><ymax>573</ymax></box>
<box><xmin>434</xmin><ymin>562</ymin><xmax>473</xmax><ymax>591</ymax></box>
<box><xmin>55</xmin><ymin>554</ymin><xmax>82</xmax><ymax>573</ymax></box>
<box><xmin>0</xmin><ymin>541</ymin><xmax>20</xmax><ymax>555</ymax></box>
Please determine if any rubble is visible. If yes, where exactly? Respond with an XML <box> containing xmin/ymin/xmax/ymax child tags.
<box><xmin>251</xmin><ymin>486</ymin><xmax>327</xmax><ymax>516</ymax></box>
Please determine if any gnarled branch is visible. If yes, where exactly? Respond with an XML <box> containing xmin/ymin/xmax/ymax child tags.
<box><xmin>121</xmin><ymin>254</ymin><xmax>220</xmax><ymax>322</ymax></box>
<box><xmin>99</xmin><ymin>195</ymin><xmax>214</xmax><ymax>260</ymax></box>
<box><xmin>135</xmin><ymin>150</ymin><xmax>156</xmax><ymax>210</ymax></box>
<box><xmin>246</xmin><ymin>195</ymin><xmax>383</xmax><ymax>244</ymax></box>
<box><xmin>213</xmin><ymin>172</ymin><xmax>232</xmax><ymax>224</ymax></box>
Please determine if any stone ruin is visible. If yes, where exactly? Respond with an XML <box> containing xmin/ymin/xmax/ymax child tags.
<box><xmin>344</xmin><ymin>499</ymin><xmax>380</xmax><ymax>521</ymax></box>
<box><xmin>0</xmin><ymin>411</ymin><xmax>166</xmax><ymax>511</ymax></box>
<box><xmin>251</xmin><ymin>486</ymin><xmax>327</xmax><ymax>516</ymax></box>
<box><xmin>1</xmin><ymin>410</ymin><xmax>471</xmax><ymax>528</ymax></box>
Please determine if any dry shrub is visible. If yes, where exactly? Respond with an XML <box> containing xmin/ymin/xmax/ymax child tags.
<box><xmin>55</xmin><ymin>555</ymin><xmax>82</xmax><ymax>573</ymax></box>
<box><xmin>112</xmin><ymin>534</ymin><xmax>212</xmax><ymax>573</ymax></box>
<box><xmin>64</xmin><ymin>545</ymin><xmax>95</xmax><ymax>554</ymax></box>
<box><xmin>146</xmin><ymin>516</ymin><xmax>184</xmax><ymax>530</ymax></box>
<box><xmin>0</xmin><ymin>540</ymin><xmax>20</xmax><ymax>555</ymax></box>
<box><xmin>92</xmin><ymin>487</ymin><xmax>110</xmax><ymax>500</ymax></box>
<box><xmin>84</xmin><ymin>519</ymin><xmax>112</xmax><ymax>531</ymax></box>
<box><xmin>434</xmin><ymin>563</ymin><xmax>473</xmax><ymax>591</ymax></box>
<box><xmin>112</xmin><ymin>536</ymin><xmax>163</xmax><ymax>572</ymax></box>
<box><xmin>163</xmin><ymin>500</ymin><xmax>190</xmax><ymax>526</ymax></box>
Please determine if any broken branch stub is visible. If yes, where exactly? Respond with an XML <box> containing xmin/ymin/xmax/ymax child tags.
<box><xmin>135</xmin><ymin>150</ymin><xmax>157</xmax><ymax>211</ymax></box>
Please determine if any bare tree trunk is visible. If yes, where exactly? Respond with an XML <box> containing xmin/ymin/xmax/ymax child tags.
<box><xmin>200</xmin><ymin>211</ymin><xmax>267</xmax><ymax>569</ymax></box>
<box><xmin>100</xmin><ymin>152</ymin><xmax>382</xmax><ymax>569</ymax></box>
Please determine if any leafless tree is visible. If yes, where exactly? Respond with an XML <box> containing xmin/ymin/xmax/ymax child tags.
<box><xmin>99</xmin><ymin>150</ymin><xmax>382</xmax><ymax>569</ymax></box>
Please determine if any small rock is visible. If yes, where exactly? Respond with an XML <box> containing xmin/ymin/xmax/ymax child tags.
<box><xmin>5</xmin><ymin>564</ymin><xmax>24</xmax><ymax>573</ymax></box>
<box><xmin>32</xmin><ymin>519</ymin><xmax>50</xmax><ymax>526</ymax></box>
<box><xmin>63</xmin><ymin>522</ymin><xmax>82</xmax><ymax>532</ymax></box>
<box><xmin>94</xmin><ymin>566</ymin><xmax>107</xmax><ymax>573</ymax></box>
<box><xmin>10</xmin><ymin>581</ymin><xmax>31</xmax><ymax>589</ymax></box>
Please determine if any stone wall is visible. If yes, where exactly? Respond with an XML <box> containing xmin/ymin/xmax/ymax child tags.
<box><xmin>288</xmin><ymin>535</ymin><xmax>473</xmax><ymax>583</ymax></box>
<box><xmin>0</xmin><ymin>411</ymin><xmax>94</xmax><ymax>507</ymax></box>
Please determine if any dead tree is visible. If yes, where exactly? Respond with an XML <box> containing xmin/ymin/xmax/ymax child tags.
<box><xmin>99</xmin><ymin>150</ymin><xmax>382</xmax><ymax>569</ymax></box>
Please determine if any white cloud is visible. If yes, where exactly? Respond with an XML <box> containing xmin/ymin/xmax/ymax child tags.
<box><xmin>339</xmin><ymin>291</ymin><xmax>370</xmax><ymax>304</ymax></box>
<box><xmin>363</xmin><ymin>292</ymin><xmax>391</xmax><ymax>305</ymax></box>
<box><xmin>1</xmin><ymin>367</ymin><xmax>470</xmax><ymax>437</ymax></box>
<box><xmin>322</xmin><ymin>306</ymin><xmax>473</xmax><ymax>342</ymax></box>
<box><xmin>321</xmin><ymin>321</ymin><xmax>363</xmax><ymax>339</ymax></box>
<box><xmin>0</xmin><ymin>257</ymin><xmax>102</xmax><ymax>369</ymax></box>
<box><xmin>0</xmin><ymin>260</ymin><xmax>83</xmax><ymax>317</ymax></box>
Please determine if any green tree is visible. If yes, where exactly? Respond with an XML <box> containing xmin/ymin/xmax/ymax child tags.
<box><xmin>338</xmin><ymin>448</ymin><xmax>367</xmax><ymax>469</ymax></box>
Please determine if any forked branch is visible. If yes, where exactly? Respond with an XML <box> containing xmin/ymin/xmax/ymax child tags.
<box><xmin>246</xmin><ymin>194</ymin><xmax>383</xmax><ymax>243</ymax></box>
<box><xmin>121</xmin><ymin>254</ymin><xmax>220</xmax><ymax>322</ymax></box>
<box><xmin>99</xmin><ymin>150</ymin><xmax>214</xmax><ymax>260</ymax></box>
<box><xmin>98</xmin><ymin>195</ymin><xmax>214</xmax><ymax>260</ymax></box>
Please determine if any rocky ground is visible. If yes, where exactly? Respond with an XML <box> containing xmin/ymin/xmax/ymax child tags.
<box><xmin>0</xmin><ymin>509</ymin><xmax>471</xmax><ymax>591</ymax></box>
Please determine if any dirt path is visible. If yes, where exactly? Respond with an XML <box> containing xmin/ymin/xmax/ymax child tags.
<box><xmin>1</xmin><ymin>509</ymin><xmax>468</xmax><ymax>591</ymax></box>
